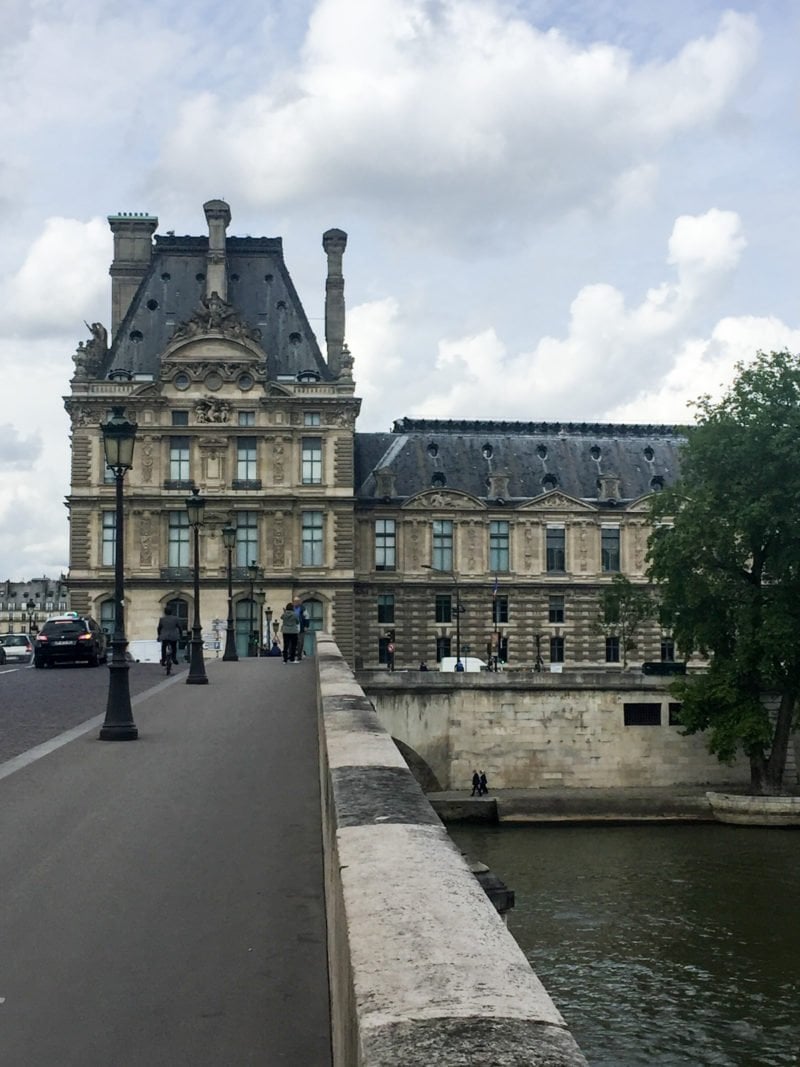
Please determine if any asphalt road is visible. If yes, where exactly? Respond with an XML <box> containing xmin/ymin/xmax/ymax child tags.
<box><xmin>0</xmin><ymin>657</ymin><xmax>186</xmax><ymax>762</ymax></box>
<box><xmin>0</xmin><ymin>657</ymin><xmax>332</xmax><ymax>1065</ymax></box>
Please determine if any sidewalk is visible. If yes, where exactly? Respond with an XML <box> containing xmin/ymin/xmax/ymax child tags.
<box><xmin>0</xmin><ymin>658</ymin><xmax>331</xmax><ymax>1067</ymax></box>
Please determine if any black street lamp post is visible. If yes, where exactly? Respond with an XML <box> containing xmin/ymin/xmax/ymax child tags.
<box><xmin>221</xmin><ymin>524</ymin><xmax>238</xmax><ymax>662</ymax></box>
<box><xmin>99</xmin><ymin>406</ymin><xmax>138</xmax><ymax>741</ymax></box>
<box><xmin>247</xmin><ymin>561</ymin><xmax>259</xmax><ymax>656</ymax></box>
<box><xmin>186</xmin><ymin>488</ymin><xmax>208</xmax><ymax>684</ymax></box>
<box><xmin>265</xmin><ymin>606</ymin><xmax>273</xmax><ymax>651</ymax></box>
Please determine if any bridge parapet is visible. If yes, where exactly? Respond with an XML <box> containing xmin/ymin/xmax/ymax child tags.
<box><xmin>317</xmin><ymin>633</ymin><xmax>588</xmax><ymax>1066</ymax></box>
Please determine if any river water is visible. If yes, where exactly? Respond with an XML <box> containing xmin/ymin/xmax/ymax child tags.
<box><xmin>449</xmin><ymin>823</ymin><xmax>800</xmax><ymax>1067</ymax></box>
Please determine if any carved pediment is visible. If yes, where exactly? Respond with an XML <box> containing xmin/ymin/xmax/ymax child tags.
<box><xmin>170</xmin><ymin>292</ymin><xmax>261</xmax><ymax>345</ymax></box>
<box><xmin>627</xmin><ymin>494</ymin><xmax>658</xmax><ymax>513</ymax></box>
<box><xmin>519</xmin><ymin>490</ymin><xmax>597</xmax><ymax>513</ymax></box>
<box><xmin>403</xmin><ymin>489</ymin><xmax>485</xmax><ymax>510</ymax></box>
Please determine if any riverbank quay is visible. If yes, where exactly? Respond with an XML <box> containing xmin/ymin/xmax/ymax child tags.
<box><xmin>427</xmin><ymin>784</ymin><xmax>741</xmax><ymax>824</ymax></box>
<box><xmin>318</xmin><ymin>634</ymin><xmax>589</xmax><ymax>1066</ymax></box>
<box><xmin>0</xmin><ymin>658</ymin><xmax>331</xmax><ymax>1066</ymax></box>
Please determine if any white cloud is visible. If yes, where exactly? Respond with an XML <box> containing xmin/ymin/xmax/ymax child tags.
<box><xmin>2</xmin><ymin>217</ymin><xmax>110</xmax><ymax>335</ymax></box>
<box><xmin>154</xmin><ymin>3</ymin><xmax>759</xmax><ymax>241</ymax></box>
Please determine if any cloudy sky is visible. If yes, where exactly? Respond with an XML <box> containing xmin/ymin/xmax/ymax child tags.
<box><xmin>1</xmin><ymin>0</ymin><xmax>798</xmax><ymax>580</ymax></box>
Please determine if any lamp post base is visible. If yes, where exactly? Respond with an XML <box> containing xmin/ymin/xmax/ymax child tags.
<box><xmin>186</xmin><ymin>632</ymin><xmax>209</xmax><ymax>684</ymax></box>
<box><xmin>100</xmin><ymin>641</ymin><xmax>138</xmax><ymax>740</ymax></box>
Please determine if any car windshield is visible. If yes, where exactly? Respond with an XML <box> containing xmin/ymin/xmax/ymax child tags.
<box><xmin>42</xmin><ymin>622</ymin><xmax>85</xmax><ymax>637</ymax></box>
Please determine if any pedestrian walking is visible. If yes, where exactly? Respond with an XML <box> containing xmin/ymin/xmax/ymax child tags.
<box><xmin>471</xmin><ymin>770</ymin><xmax>480</xmax><ymax>796</ymax></box>
<box><xmin>292</xmin><ymin>596</ymin><xmax>309</xmax><ymax>661</ymax></box>
<box><xmin>386</xmin><ymin>639</ymin><xmax>395</xmax><ymax>671</ymax></box>
<box><xmin>479</xmin><ymin>770</ymin><xmax>488</xmax><ymax>796</ymax></box>
<box><xmin>281</xmin><ymin>603</ymin><xmax>300</xmax><ymax>664</ymax></box>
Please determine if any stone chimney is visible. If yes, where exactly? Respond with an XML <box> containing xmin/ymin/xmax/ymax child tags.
<box><xmin>108</xmin><ymin>212</ymin><xmax>158</xmax><ymax>335</ymax></box>
<box><xmin>322</xmin><ymin>228</ymin><xmax>348</xmax><ymax>376</ymax></box>
<box><xmin>203</xmin><ymin>199</ymin><xmax>232</xmax><ymax>302</ymax></box>
<box><xmin>374</xmin><ymin>467</ymin><xmax>396</xmax><ymax>498</ymax></box>
<box><xmin>599</xmin><ymin>474</ymin><xmax>622</xmax><ymax>501</ymax></box>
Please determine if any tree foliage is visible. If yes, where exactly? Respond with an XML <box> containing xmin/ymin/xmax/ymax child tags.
<box><xmin>648</xmin><ymin>350</ymin><xmax>800</xmax><ymax>794</ymax></box>
<box><xmin>596</xmin><ymin>574</ymin><xmax>654</xmax><ymax>668</ymax></box>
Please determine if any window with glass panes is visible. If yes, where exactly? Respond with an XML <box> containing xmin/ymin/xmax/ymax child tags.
<box><xmin>237</xmin><ymin>438</ymin><xmax>257</xmax><ymax>480</ymax></box>
<box><xmin>660</xmin><ymin>636</ymin><xmax>675</xmax><ymax>662</ymax></box>
<box><xmin>432</xmin><ymin>520</ymin><xmax>453</xmax><ymax>571</ymax></box>
<box><xmin>304</xmin><ymin>411</ymin><xmax>321</xmax><ymax>426</ymax></box>
<box><xmin>435</xmin><ymin>635</ymin><xmax>452</xmax><ymax>662</ymax></box>
<box><xmin>100</xmin><ymin>599</ymin><xmax>116</xmax><ymax>636</ymax></box>
<box><xmin>302</xmin><ymin>437</ymin><xmax>322</xmax><ymax>484</ymax></box>
<box><xmin>169</xmin><ymin>437</ymin><xmax>190</xmax><ymax>481</ymax></box>
<box><xmin>102</xmin><ymin>511</ymin><xmax>116</xmax><ymax>566</ymax></box>
<box><xmin>238</xmin><ymin>411</ymin><xmax>255</xmax><ymax>426</ymax></box>
<box><xmin>171</xmin><ymin>410</ymin><xmax>189</xmax><ymax>426</ymax></box>
<box><xmin>601</xmin><ymin>525</ymin><xmax>620</xmax><ymax>572</ymax></box>
<box><xmin>375</xmin><ymin>519</ymin><xmax>396</xmax><ymax>570</ymax></box>
<box><xmin>235</xmin><ymin>511</ymin><xmax>258</xmax><ymax>567</ymax></box>
<box><xmin>546</xmin><ymin>526</ymin><xmax>565</xmax><ymax>572</ymax></box>
<box><xmin>491</xmin><ymin>595</ymin><xmax>509</xmax><ymax>624</ymax></box>
<box><xmin>548</xmin><ymin>594</ymin><xmax>565</xmax><ymax>623</ymax></box>
<box><xmin>605</xmin><ymin>635</ymin><xmax>620</xmax><ymax>662</ymax></box>
<box><xmin>435</xmin><ymin>594</ymin><xmax>452</xmax><ymax>623</ymax></box>
<box><xmin>489</xmin><ymin>521</ymin><xmax>509</xmax><ymax>572</ymax></box>
<box><xmin>168</xmin><ymin>511</ymin><xmax>189</xmax><ymax>567</ymax></box>
<box><xmin>550</xmin><ymin>635</ymin><xmax>565</xmax><ymax>663</ymax></box>
<box><xmin>377</xmin><ymin>594</ymin><xmax>395</xmax><ymax>624</ymax></box>
<box><xmin>302</xmin><ymin>511</ymin><xmax>324</xmax><ymax>566</ymax></box>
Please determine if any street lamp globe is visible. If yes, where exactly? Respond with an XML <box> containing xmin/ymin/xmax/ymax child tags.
<box><xmin>101</xmin><ymin>406</ymin><xmax>137</xmax><ymax>472</ymax></box>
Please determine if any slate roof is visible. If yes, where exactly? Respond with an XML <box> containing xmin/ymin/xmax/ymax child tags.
<box><xmin>102</xmin><ymin>234</ymin><xmax>332</xmax><ymax>381</ymax></box>
<box><xmin>355</xmin><ymin>419</ymin><xmax>687</xmax><ymax>504</ymax></box>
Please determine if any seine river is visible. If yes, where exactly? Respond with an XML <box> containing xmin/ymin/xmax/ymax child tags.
<box><xmin>449</xmin><ymin>823</ymin><xmax>800</xmax><ymax>1067</ymax></box>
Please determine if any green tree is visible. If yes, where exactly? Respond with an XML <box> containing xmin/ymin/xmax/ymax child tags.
<box><xmin>596</xmin><ymin>574</ymin><xmax>654</xmax><ymax>668</ymax></box>
<box><xmin>648</xmin><ymin>350</ymin><xmax>800</xmax><ymax>795</ymax></box>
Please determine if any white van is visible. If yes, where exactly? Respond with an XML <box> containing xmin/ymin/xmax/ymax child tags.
<box><xmin>439</xmin><ymin>656</ymin><xmax>487</xmax><ymax>673</ymax></box>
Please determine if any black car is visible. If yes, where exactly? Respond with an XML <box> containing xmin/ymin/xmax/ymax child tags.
<box><xmin>33</xmin><ymin>614</ymin><xmax>108</xmax><ymax>668</ymax></box>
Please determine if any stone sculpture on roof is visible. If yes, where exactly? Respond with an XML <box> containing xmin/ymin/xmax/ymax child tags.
<box><xmin>171</xmin><ymin>291</ymin><xmax>261</xmax><ymax>344</ymax></box>
<box><xmin>72</xmin><ymin>321</ymin><xmax>108</xmax><ymax>380</ymax></box>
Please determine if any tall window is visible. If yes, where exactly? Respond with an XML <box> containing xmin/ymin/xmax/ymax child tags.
<box><xmin>605</xmin><ymin>635</ymin><xmax>620</xmax><ymax>662</ymax></box>
<box><xmin>168</xmin><ymin>511</ymin><xmax>189</xmax><ymax>567</ymax></box>
<box><xmin>302</xmin><ymin>511</ymin><xmax>324</xmax><ymax>566</ymax></box>
<box><xmin>546</xmin><ymin>526</ymin><xmax>566</xmax><ymax>572</ymax></box>
<box><xmin>435</xmin><ymin>635</ymin><xmax>451</xmax><ymax>662</ymax></box>
<box><xmin>304</xmin><ymin>411</ymin><xmax>321</xmax><ymax>426</ymax></box>
<box><xmin>238</xmin><ymin>411</ymin><xmax>255</xmax><ymax>426</ymax></box>
<box><xmin>304</xmin><ymin>599</ymin><xmax>324</xmax><ymax>631</ymax></box>
<box><xmin>550</xmin><ymin>635</ymin><xmax>565</xmax><ymax>663</ymax></box>
<box><xmin>377</xmin><ymin>594</ymin><xmax>395</xmax><ymax>624</ymax></box>
<box><xmin>169</xmin><ymin>437</ymin><xmax>190</xmax><ymax>481</ymax></box>
<box><xmin>171</xmin><ymin>411</ymin><xmax>189</xmax><ymax>426</ymax></box>
<box><xmin>237</xmin><ymin>438</ymin><xmax>257</xmax><ymax>481</ymax></box>
<box><xmin>661</xmin><ymin>636</ymin><xmax>675</xmax><ymax>662</ymax></box>
<box><xmin>302</xmin><ymin>437</ymin><xmax>323</xmax><ymax>484</ymax></box>
<box><xmin>492</xmin><ymin>595</ymin><xmax>509</xmax><ymax>624</ymax></box>
<box><xmin>235</xmin><ymin>511</ymin><xmax>258</xmax><ymax>567</ymax></box>
<box><xmin>435</xmin><ymin>594</ymin><xmax>452</xmax><ymax>623</ymax></box>
<box><xmin>100</xmin><ymin>599</ymin><xmax>116</xmax><ymax>635</ymax></box>
<box><xmin>102</xmin><ymin>511</ymin><xmax>116</xmax><ymax>566</ymax></box>
<box><xmin>489</xmin><ymin>521</ymin><xmax>510</xmax><ymax>572</ymax></box>
<box><xmin>432</xmin><ymin>520</ymin><xmax>453</xmax><ymax>571</ymax></box>
<box><xmin>601</xmin><ymin>525</ymin><xmax>621</xmax><ymax>573</ymax></box>
<box><xmin>375</xmin><ymin>519</ymin><xmax>396</xmax><ymax>570</ymax></box>
<box><xmin>548</xmin><ymin>594</ymin><xmax>565</xmax><ymax>623</ymax></box>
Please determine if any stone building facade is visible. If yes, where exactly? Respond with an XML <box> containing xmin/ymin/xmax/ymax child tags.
<box><xmin>0</xmin><ymin>577</ymin><xmax>70</xmax><ymax>635</ymax></box>
<box><xmin>64</xmin><ymin>200</ymin><xmax>684</xmax><ymax>668</ymax></box>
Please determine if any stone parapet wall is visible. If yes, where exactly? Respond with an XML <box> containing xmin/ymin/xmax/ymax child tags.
<box><xmin>316</xmin><ymin>633</ymin><xmax>588</xmax><ymax>1066</ymax></box>
<box><xmin>358</xmin><ymin>670</ymin><xmax>751</xmax><ymax>791</ymax></box>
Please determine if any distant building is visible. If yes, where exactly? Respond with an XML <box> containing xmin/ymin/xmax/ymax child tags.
<box><xmin>0</xmin><ymin>577</ymin><xmax>70</xmax><ymax>634</ymax></box>
<box><xmin>64</xmin><ymin>201</ymin><xmax>685</xmax><ymax>667</ymax></box>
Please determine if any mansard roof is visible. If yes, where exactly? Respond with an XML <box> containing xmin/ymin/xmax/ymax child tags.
<box><xmin>354</xmin><ymin>418</ymin><xmax>687</xmax><ymax>506</ymax></box>
<box><xmin>102</xmin><ymin>234</ymin><xmax>332</xmax><ymax>382</ymax></box>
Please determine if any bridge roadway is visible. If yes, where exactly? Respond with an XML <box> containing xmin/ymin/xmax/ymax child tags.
<box><xmin>0</xmin><ymin>657</ymin><xmax>331</xmax><ymax>1066</ymax></box>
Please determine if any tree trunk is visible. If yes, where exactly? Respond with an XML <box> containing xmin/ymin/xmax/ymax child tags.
<box><xmin>763</xmin><ymin>689</ymin><xmax>797</xmax><ymax>795</ymax></box>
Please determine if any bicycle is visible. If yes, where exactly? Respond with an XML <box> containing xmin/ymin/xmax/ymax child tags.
<box><xmin>161</xmin><ymin>639</ymin><xmax>178</xmax><ymax>676</ymax></box>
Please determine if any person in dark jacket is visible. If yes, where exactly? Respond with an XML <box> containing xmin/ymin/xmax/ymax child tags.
<box><xmin>471</xmin><ymin>770</ymin><xmax>480</xmax><ymax>796</ymax></box>
<box><xmin>479</xmin><ymin>770</ymin><xmax>489</xmax><ymax>796</ymax></box>
<box><xmin>157</xmin><ymin>607</ymin><xmax>182</xmax><ymax>666</ymax></box>
<box><xmin>281</xmin><ymin>603</ymin><xmax>300</xmax><ymax>664</ymax></box>
<box><xmin>292</xmin><ymin>596</ymin><xmax>309</xmax><ymax>661</ymax></box>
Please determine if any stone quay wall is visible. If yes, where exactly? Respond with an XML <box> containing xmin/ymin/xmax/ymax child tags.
<box><xmin>316</xmin><ymin>633</ymin><xmax>589</xmax><ymax>1066</ymax></box>
<box><xmin>357</xmin><ymin>670</ymin><xmax>751</xmax><ymax>792</ymax></box>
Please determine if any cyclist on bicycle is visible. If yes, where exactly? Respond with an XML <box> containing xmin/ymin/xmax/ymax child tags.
<box><xmin>157</xmin><ymin>607</ymin><xmax>182</xmax><ymax>668</ymax></box>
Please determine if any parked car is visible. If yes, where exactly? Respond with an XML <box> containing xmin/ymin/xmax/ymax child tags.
<box><xmin>0</xmin><ymin>644</ymin><xmax>6</xmax><ymax>665</ymax></box>
<box><xmin>0</xmin><ymin>633</ymin><xmax>34</xmax><ymax>663</ymax></box>
<box><xmin>33</xmin><ymin>613</ymin><xmax>108</xmax><ymax>668</ymax></box>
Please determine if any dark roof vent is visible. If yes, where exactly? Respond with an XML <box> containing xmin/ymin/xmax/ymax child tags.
<box><xmin>650</xmin><ymin>476</ymin><xmax>664</xmax><ymax>491</ymax></box>
<box><xmin>644</xmin><ymin>446</ymin><xmax>655</xmax><ymax>461</ymax></box>
<box><xmin>537</xmin><ymin>444</ymin><xmax>548</xmax><ymax>459</ymax></box>
<box><xmin>297</xmin><ymin>369</ymin><xmax>320</xmax><ymax>382</ymax></box>
<box><xmin>542</xmin><ymin>474</ymin><xmax>558</xmax><ymax>491</ymax></box>
<box><xmin>590</xmin><ymin>445</ymin><xmax>601</xmax><ymax>460</ymax></box>
<box><xmin>431</xmin><ymin>472</ymin><xmax>446</xmax><ymax>488</ymax></box>
<box><xmin>482</xmin><ymin>443</ymin><xmax>493</xmax><ymax>458</ymax></box>
<box><xmin>427</xmin><ymin>442</ymin><xmax>439</xmax><ymax>457</ymax></box>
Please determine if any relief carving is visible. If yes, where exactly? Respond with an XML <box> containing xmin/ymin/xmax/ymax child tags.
<box><xmin>194</xmin><ymin>397</ymin><xmax>231</xmax><ymax>423</ymax></box>
<box><xmin>273</xmin><ymin>438</ymin><xmax>286</xmax><ymax>484</ymax></box>
<box><xmin>171</xmin><ymin>292</ymin><xmax>262</xmax><ymax>343</ymax></box>
<box><xmin>273</xmin><ymin>513</ymin><xmax>285</xmax><ymax>567</ymax></box>
<box><xmin>141</xmin><ymin>439</ymin><xmax>154</xmax><ymax>484</ymax></box>
<box><xmin>139</xmin><ymin>513</ymin><xmax>153</xmax><ymax>567</ymax></box>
